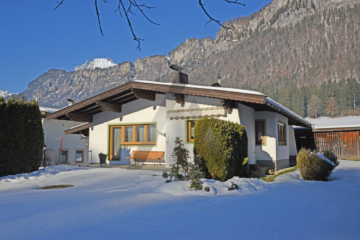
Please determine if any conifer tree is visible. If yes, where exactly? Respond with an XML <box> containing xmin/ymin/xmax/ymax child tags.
<box><xmin>326</xmin><ymin>97</ymin><xmax>339</xmax><ymax>117</ymax></box>
<box><xmin>308</xmin><ymin>95</ymin><xmax>322</xmax><ymax>118</ymax></box>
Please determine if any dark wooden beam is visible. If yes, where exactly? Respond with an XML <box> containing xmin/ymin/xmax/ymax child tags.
<box><xmin>107</xmin><ymin>91</ymin><xmax>134</xmax><ymax>103</ymax></box>
<box><xmin>132</xmin><ymin>89</ymin><xmax>156</xmax><ymax>101</ymax></box>
<box><xmin>96</xmin><ymin>101</ymin><xmax>122</xmax><ymax>113</ymax></box>
<box><xmin>66</xmin><ymin>113</ymin><xmax>93</xmax><ymax>122</ymax></box>
<box><xmin>220</xmin><ymin>99</ymin><xmax>235</xmax><ymax>113</ymax></box>
<box><xmin>172</xmin><ymin>93</ymin><xmax>185</xmax><ymax>104</ymax></box>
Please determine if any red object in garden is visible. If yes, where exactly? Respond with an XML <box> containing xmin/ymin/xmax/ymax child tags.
<box><xmin>60</xmin><ymin>137</ymin><xmax>62</xmax><ymax>152</ymax></box>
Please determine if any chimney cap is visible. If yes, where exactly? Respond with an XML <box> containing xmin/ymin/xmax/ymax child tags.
<box><xmin>169</xmin><ymin>64</ymin><xmax>184</xmax><ymax>72</ymax></box>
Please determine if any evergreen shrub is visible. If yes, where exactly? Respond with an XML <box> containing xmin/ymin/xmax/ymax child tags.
<box><xmin>0</xmin><ymin>98</ymin><xmax>44</xmax><ymax>177</ymax></box>
<box><xmin>297</xmin><ymin>148</ymin><xmax>338</xmax><ymax>181</ymax></box>
<box><xmin>193</xmin><ymin>118</ymin><xmax>248</xmax><ymax>181</ymax></box>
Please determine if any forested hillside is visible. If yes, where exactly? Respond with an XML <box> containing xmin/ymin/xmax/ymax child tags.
<box><xmin>188</xmin><ymin>4</ymin><xmax>360</xmax><ymax>117</ymax></box>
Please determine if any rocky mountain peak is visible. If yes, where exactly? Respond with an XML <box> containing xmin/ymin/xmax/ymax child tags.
<box><xmin>74</xmin><ymin>58</ymin><xmax>117</xmax><ymax>71</ymax></box>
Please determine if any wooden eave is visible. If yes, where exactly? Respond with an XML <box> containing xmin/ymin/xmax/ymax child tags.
<box><xmin>46</xmin><ymin>81</ymin><xmax>307</xmax><ymax>127</ymax></box>
<box><xmin>64</xmin><ymin>123</ymin><xmax>90</xmax><ymax>136</ymax></box>
<box><xmin>47</xmin><ymin>81</ymin><xmax>266</xmax><ymax>121</ymax></box>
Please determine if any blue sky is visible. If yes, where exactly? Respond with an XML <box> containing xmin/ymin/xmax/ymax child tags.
<box><xmin>0</xmin><ymin>0</ymin><xmax>270</xmax><ymax>93</ymax></box>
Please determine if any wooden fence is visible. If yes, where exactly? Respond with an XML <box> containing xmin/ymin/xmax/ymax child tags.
<box><xmin>314</xmin><ymin>131</ymin><xmax>360</xmax><ymax>159</ymax></box>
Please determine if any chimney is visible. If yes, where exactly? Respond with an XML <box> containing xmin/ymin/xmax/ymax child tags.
<box><xmin>67</xmin><ymin>99</ymin><xmax>74</xmax><ymax>106</ymax></box>
<box><xmin>170</xmin><ymin>64</ymin><xmax>188</xmax><ymax>84</ymax></box>
<box><xmin>217</xmin><ymin>73</ymin><xmax>222</xmax><ymax>85</ymax></box>
<box><xmin>211</xmin><ymin>73</ymin><xmax>222</xmax><ymax>87</ymax></box>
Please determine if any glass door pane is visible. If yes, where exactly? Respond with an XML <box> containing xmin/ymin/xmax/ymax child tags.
<box><xmin>112</xmin><ymin>127</ymin><xmax>122</xmax><ymax>158</ymax></box>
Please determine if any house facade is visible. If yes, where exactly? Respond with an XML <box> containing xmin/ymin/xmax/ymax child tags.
<box><xmin>47</xmin><ymin>80</ymin><xmax>310</xmax><ymax>170</ymax></box>
<box><xmin>41</xmin><ymin>107</ymin><xmax>89</xmax><ymax>166</ymax></box>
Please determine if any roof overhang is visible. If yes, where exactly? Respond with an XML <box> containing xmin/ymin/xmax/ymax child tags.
<box><xmin>64</xmin><ymin>123</ymin><xmax>90</xmax><ymax>137</ymax></box>
<box><xmin>46</xmin><ymin>80</ymin><xmax>310</xmax><ymax>127</ymax></box>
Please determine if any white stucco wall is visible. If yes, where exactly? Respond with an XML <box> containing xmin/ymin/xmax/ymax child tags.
<box><xmin>237</xmin><ymin>103</ymin><xmax>256</xmax><ymax>165</ymax></box>
<box><xmin>42</xmin><ymin>118</ymin><xmax>88</xmax><ymax>166</ymax></box>
<box><xmin>276</xmin><ymin>113</ymin><xmax>289</xmax><ymax>160</ymax></box>
<box><xmin>254</xmin><ymin>111</ymin><xmax>277</xmax><ymax>161</ymax></box>
<box><xmin>289</xmin><ymin>125</ymin><xmax>298</xmax><ymax>156</ymax></box>
<box><xmin>89</xmin><ymin>94</ymin><xmax>167</xmax><ymax>165</ymax></box>
<box><xmin>165</xmin><ymin>94</ymin><xmax>242</xmax><ymax>167</ymax></box>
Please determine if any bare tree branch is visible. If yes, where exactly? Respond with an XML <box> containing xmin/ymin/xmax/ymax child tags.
<box><xmin>199</xmin><ymin>0</ymin><xmax>245</xmax><ymax>28</ymax></box>
<box><xmin>53</xmin><ymin>0</ymin><xmax>65</xmax><ymax>10</ymax></box>
<box><xmin>225</xmin><ymin>0</ymin><xmax>246</xmax><ymax>6</ymax></box>
<box><xmin>54</xmin><ymin>0</ymin><xmax>244</xmax><ymax>50</ymax></box>
<box><xmin>95</xmin><ymin>0</ymin><xmax>104</xmax><ymax>36</ymax></box>
<box><xmin>118</xmin><ymin>0</ymin><xmax>144</xmax><ymax>50</ymax></box>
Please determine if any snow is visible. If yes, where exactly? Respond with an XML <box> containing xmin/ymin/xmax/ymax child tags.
<box><xmin>0</xmin><ymin>90</ymin><xmax>12</xmax><ymax>98</ymax></box>
<box><xmin>317</xmin><ymin>153</ymin><xmax>336</xmax><ymax>166</ymax></box>
<box><xmin>1</xmin><ymin>160</ymin><xmax>360</xmax><ymax>239</ymax></box>
<box><xmin>39</xmin><ymin>106</ymin><xmax>59</xmax><ymax>114</ymax></box>
<box><xmin>307</xmin><ymin>116</ymin><xmax>360</xmax><ymax>129</ymax></box>
<box><xmin>133</xmin><ymin>79</ymin><xmax>265</xmax><ymax>96</ymax></box>
<box><xmin>265</xmin><ymin>97</ymin><xmax>311</xmax><ymax>127</ymax></box>
<box><xmin>74</xmin><ymin>58</ymin><xmax>117</xmax><ymax>71</ymax></box>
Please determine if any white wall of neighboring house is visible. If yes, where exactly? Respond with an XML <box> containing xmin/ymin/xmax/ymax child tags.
<box><xmin>42</xmin><ymin>118</ymin><xmax>88</xmax><ymax>166</ymax></box>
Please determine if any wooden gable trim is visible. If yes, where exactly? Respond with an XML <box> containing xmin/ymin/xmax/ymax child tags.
<box><xmin>96</xmin><ymin>101</ymin><xmax>122</xmax><ymax>113</ymax></box>
<box><xmin>64</xmin><ymin>123</ymin><xmax>90</xmax><ymax>135</ymax></box>
<box><xmin>132</xmin><ymin>88</ymin><xmax>156</xmax><ymax>101</ymax></box>
<box><xmin>66</xmin><ymin>113</ymin><xmax>93</xmax><ymax>122</ymax></box>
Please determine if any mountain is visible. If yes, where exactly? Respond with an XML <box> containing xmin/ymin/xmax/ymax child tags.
<box><xmin>18</xmin><ymin>0</ymin><xmax>360</xmax><ymax>116</ymax></box>
<box><xmin>74</xmin><ymin>58</ymin><xmax>117</xmax><ymax>71</ymax></box>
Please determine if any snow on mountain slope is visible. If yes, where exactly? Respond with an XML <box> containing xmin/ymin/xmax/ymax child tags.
<box><xmin>0</xmin><ymin>90</ymin><xmax>12</xmax><ymax>98</ymax></box>
<box><xmin>74</xmin><ymin>58</ymin><xmax>117</xmax><ymax>71</ymax></box>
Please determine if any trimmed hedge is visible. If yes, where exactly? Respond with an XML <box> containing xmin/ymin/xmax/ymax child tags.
<box><xmin>193</xmin><ymin>118</ymin><xmax>248</xmax><ymax>181</ymax></box>
<box><xmin>297</xmin><ymin>149</ymin><xmax>338</xmax><ymax>181</ymax></box>
<box><xmin>0</xmin><ymin>98</ymin><xmax>44</xmax><ymax>177</ymax></box>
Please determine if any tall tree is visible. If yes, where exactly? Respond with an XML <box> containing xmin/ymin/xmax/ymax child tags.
<box><xmin>326</xmin><ymin>97</ymin><xmax>339</xmax><ymax>117</ymax></box>
<box><xmin>307</xmin><ymin>95</ymin><xmax>322</xmax><ymax>118</ymax></box>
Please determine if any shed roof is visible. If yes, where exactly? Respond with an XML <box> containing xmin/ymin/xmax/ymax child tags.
<box><xmin>307</xmin><ymin>116</ymin><xmax>360</xmax><ymax>132</ymax></box>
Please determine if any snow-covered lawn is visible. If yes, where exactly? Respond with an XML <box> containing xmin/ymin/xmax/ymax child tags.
<box><xmin>1</xmin><ymin>160</ymin><xmax>360</xmax><ymax>240</ymax></box>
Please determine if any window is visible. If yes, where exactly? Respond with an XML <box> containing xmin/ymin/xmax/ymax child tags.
<box><xmin>109</xmin><ymin>124</ymin><xmax>156</xmax><ymax>160</ymax></box>
<box><xmin>75</xmin><ymin>150</ymin><xmax>84</xmax><ymax>162</ymax></box>
<box><xmin>187</xmin><ymin>120</ymin><xmax>196</xmax><ymax>142</ymax></box>
<box><xmin>278</xmin><ymin>121</ymin><xmax>287</xmax><ymax>145</ymax></box>
<box><xmin>61</xmin><ymin>150</ymin><xmax>68</xmax><ymax>163</ymax></box>
<box><xmin>255</xmin><ymin>120</ymin><xmax>265</xmax><ymax>145</ymax></box>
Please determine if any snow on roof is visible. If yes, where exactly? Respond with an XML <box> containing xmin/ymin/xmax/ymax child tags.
<box><xmin>265</xmin><ymin>97</ymin><xmax>311</xmax><ymax>127</ymax></box>
<box><xmin>307</xmin><ymin>116</ymin><xmax>360</xmax><ymax>129</ymax></box>
<box><xmin>133</xmin><ymin>80</ymin><xmax>265</xmax><ymax>96</ymax></box>
<box><xmin>39</xmin><ymin>106</ymin><xmax>59</xmax><ymax>114</ymax></box>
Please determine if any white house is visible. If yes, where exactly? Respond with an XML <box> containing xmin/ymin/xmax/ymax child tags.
<box><xmin>47</xmin><ymin>79</ymin><xmax>310</xmax><ymax>170</ymax></box>
<box><xmin>40</xmin><ymin>107</ymin><xmax>89</xmax><ymax>166</ymax></box>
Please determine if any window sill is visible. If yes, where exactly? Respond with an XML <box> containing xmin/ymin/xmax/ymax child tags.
<box><xmin>122</xmin><ymin>142</ymin><xmax>156</xmax><ymax>145</ymax></box>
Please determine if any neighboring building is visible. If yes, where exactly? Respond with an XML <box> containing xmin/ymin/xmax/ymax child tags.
<box><xmin>40</xmin><ymin>107</ymin><xmax>89</xmax><ymax>166</ymax></box>
<box><xmin>306</xmin><ymin>116</ymin><xmax>360</xmax><ymax>159</ymax></box>
<box><xmin>47</xmin><ymin>79</ymin><xmax>310</xmax><ymax>170</ymax></box>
